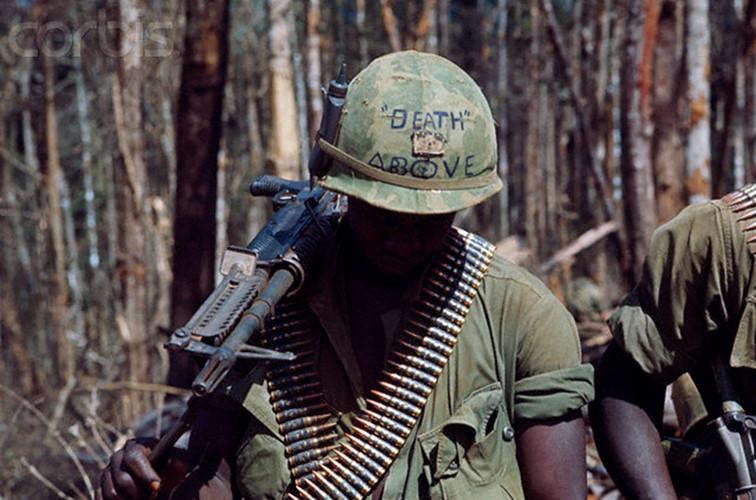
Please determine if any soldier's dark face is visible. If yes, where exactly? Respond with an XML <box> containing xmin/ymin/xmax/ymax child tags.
<box><xmin>346</xmin><ymin>198</ymin><xmax>455</xmax><ymax>276</ymax></box>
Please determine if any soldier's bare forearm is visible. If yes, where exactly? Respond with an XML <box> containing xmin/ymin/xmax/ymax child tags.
<box><xmin>591</xmin><ymin>342</ymin><xmax>676</xmax><ymax>499</ymax></box>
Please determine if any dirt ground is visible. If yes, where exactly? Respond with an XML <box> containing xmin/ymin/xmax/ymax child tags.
<box><xmin>0</xmin><ymin>398</ymin><xmax>623</xmax><ymax>499</ymax></box>
<box><xmin>1</xmin><ymin>427</ymin><xmax>621</xmax><ymax>499</ymax></box>
<box><xmin>0</xmin><ymin>404</ymin><xmax>107</xmax><ymax>498</ymax></box>
<box><xmin>1</xmin><ymin>320</ymin><xmax>624</xmax><ymax>499</ymax></box>
<box><xmin>0</xmin><ymin>386</ymin><xmax>177</xmax><ymax>499</ymax></box>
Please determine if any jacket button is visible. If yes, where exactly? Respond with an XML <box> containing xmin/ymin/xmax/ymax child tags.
<box><xmin>448</xmin><ymin>458</ymin><xmax>459</xmax><ymax>470</ymax></box>
<box><xmin>502</xmin><ymin>426</ymin><xmax>515</xmax><ymax>441</ymax></box>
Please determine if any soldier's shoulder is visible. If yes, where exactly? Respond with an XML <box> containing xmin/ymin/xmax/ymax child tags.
<box><xmin>482</xmin><ymin>252</ymin><xmax>555</xmax><ymax>299</ymax></box>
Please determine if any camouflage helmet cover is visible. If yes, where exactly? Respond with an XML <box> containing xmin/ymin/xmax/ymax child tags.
<box><xmin>318</xmin><ymin>50</ymin><xmax>502</xmax><ymax>214</ymax></box>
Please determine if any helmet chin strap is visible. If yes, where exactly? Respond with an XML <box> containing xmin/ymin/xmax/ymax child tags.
<box><xmin>316</xmin><ymin>137</ymin><xmax>499</xmax><ymax>191</ymax></box>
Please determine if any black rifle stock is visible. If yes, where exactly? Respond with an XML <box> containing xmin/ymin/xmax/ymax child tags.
<box><xmin>149</xmin><ymin>67</ymin><xmax>348</xmax><ymax>466</ymax></box>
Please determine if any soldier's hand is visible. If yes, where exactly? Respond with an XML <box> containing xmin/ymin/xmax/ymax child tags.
<box><xmin>96</xmin><ymin>438</ymin><xmax>161</xmax><ymax>499</ymax></box>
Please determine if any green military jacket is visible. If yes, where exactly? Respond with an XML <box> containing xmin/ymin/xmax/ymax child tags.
<box><xmin>234</xmin><ymin>226</ymin><xmax>594</xmax><ymax>499</ymax></box>
<box><xmin>609</xmin><ymin>196</ymin><xmax>756</xmax><ymax>414</ymax></box>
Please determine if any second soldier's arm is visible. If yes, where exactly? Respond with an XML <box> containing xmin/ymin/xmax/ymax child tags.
<box><xmin>590</xmin><ymin>342</ymin><xmax>677</xmax><ymax>499</ymax></box>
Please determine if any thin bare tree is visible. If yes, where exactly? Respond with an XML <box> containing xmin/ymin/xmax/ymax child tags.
<box><xmin>306</xmin><ymin>0</ymin><xmax>324</xmax><ymax>146</ymax></box>
<box><xmin>652</xmin><ymin>0</ymin><xmax>686</xmax><ymax>223</ymax></box>
<box><xmin>619</xmin><ymin>0</ymin><xmax>660</xmax><ymax>281</ymax></box>
<box><xmin>268</xmin><ymin>0</ymin><xmax>300</xmax><ymax>180</ymax></box>
<box><xmin>380</xmin><ymin>0</ymin><xmax>403</xmax><ymax>52</ymax></box>
<box><xmin>113</xmin><ymin>0</ymin><xmax>151</xmax><ymax>419</ymax></box>
<box><xmin>168</xmin><ymin>0</ymin><xmax>231</xmax><ymax>389</ymax></box>
<box><xmin>684</xmin><ymin>0</ymin><xmax>711</xmax><ymax>202</ymax></box>
<box><xmin>746</xmin><ymin>0</ymin><xmax>756</xmax><ymax>181</ymax></box>
<box><xmin>40</xmin><ymin>6</ymin><xmax>74</xmax><ymax>386</ymax></box>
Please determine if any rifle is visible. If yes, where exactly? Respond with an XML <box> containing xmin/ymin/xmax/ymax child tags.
<box><xmin>148</xmin><ymin>67</ymin><xmax>348</xmax><ymax>465</ymax></box>
<box><xmin>664</xmin><ymin>351</ymin><xmax>756</xmax><ymax>499</ymax></box>
<box><xmin>708</xmin><ymin>350</ymin><xmax>756</xmax><ymax>499</ymax></box>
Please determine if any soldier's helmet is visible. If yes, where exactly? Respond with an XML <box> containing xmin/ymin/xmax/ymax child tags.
<box><xmin>318</xmin><ymin>50</ymin><xmax>502</xmax><ymax>214</ymax></box>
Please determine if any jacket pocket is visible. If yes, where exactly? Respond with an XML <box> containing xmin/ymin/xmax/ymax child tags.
<box><xmin>417</xmin><ymin>382</ymin><xmax>519</xmax><ymax>499</ymax></box>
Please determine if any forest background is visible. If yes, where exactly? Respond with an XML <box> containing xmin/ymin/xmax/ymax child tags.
<box><xmin>0</xmin><ymin>0</ymin><xmax>755</xmax><ymax>498</ymax></box>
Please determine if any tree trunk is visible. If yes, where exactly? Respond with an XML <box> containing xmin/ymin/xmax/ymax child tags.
<box><xmin>42</xmin><ymin>36</ymin><xmax>74</xmax><ymax>387</ymax></box>
<box><xmin>620</xmin><ymin>0</ymin><xmax>660</xmax><ymax>282</ymax></box>
<box><xmin>721</xmin><ymin>0</ymin><xmax>756</xmax><ymax>187</ymax></box>
<box><xmin>268</xmin><ymin>0</ymin><xmax>300</xmax><ymax>180</ymax></box>
<box><xmin>652</xmin><ymin>0</ymin><xmax>686</xmax><ymax>223</ymax></box>
<box><xmin>505</xmin><ymin>3</ymin><xmax>529</xmax><ymax>239</ymax></box>
<box><xmin>17</xmin><ymin>53</ymin><xmax>51</xmax><ymax>392</ymax></box>
<box><xmin>103</xmin><ymin>152</ymin><xmax>121</xmax><ymax>373</ymax></box>
<box><xmin>241</xmin><ymin>23</ymin><xmax>268</xmax><ymax>240</ymax></box>
<box><xmin>216</xmin><ymin>146</ymin><xmax>229</xmax><ymax>277</ymax></box>
<box><xmin>0</xmin><ymin>68</ymin><xmax>36</xmax><ymax>395</ymax></box>
<box><xmin>381</xmin><ymin>0</ymin><xmax>403</xmax><ymax>52</ymax></box>
<box><xmin>294</xmin><ymin>41</ymin><xmax>310</xmax><ymax>178</ymax></box>
<box><xmin>306</xmin><ymin>0</ymin><xmax>323</xmax><ymax>147</ymax></box>
<box><xmin>426</xmin><ymin>0</ymin><xmax>440</xmax><ymax>53</ymax></box>
<box><xmin>355</xmin><ymin>0</ymin><xmax>368</xmax><ymax>65</ymax></box>
<box><xmin>412</xmin><ymin>0</ymin><xmax>435</xmax><ymax>51</ymax></box>
<box><xmin>161</xmin><ymin>85</ymin><xmax>178</xmax><ymax>204</ymax></box>
<box><xmin>746</xmin><ymin>0</ymin><xmax>756</xmax><ymax>181</ymax></box>
<box><xmin>524</xmin><ymin>0</ymin><xmax>541</xmax><ymax>257</ymax></box>
<box><xmin>495</xmin><ymin>0</ymin><xmax>509</xmax><ymax>239</ymax></box>
<box><xmin>438</xmin><ymin>0</ymin><xmax>449</xmax><ymax>55</ymax></box>
<box><xmin>541</xmin><ymin>0</ymin><xmax>615</xmax><ymax>223</ymax></box>
<box><xmin>71</xmin><ymin>7</ymin><xmax>101</xmax><ymax>358</ymax></box>
<box><xmin>684</xmin><ymin>0</ymin><xmax>711</xmax><ymax>202</ymax></box>
<box><xmin>114</xmin><ymin>0</ymin><xmax>151</xmax><ymax>419</ymax></box>
<box><xmin>543</xmin><ymin>69</ymin><xmax>557</xmax><ymax>248</ymax></box>
<box><xmin>60</xmin><ymin>165</ymin><xmax>86</xmax><ymax>358</ymax></box>
<box><xmin>169</xmin><ymin>0</ymin><xmax>231</xmax><ymax>389</ymax></box>
<box><xmin>74</xmin><ymin>49</ymin><xmax>101</xmax><ymax>273</ymax></box>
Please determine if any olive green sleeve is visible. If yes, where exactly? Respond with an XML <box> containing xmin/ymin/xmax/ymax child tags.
<box><xmin>234</xmin><ymin>421</ymin><xmax>290</xmax><ymax>499</ymax></box>
<box><xmin>514</xmin><ymin>364</ymin><xmax>594</xmax><ymax>420</ymax></box>
<box><xmin>234</xmin><ymin>369</ymin><xmax>291</xmax><ymax>498</ymax></box>
<box><xmin>483</xmin><ymin>258</ymin><xmax>594</xmax><ymax>420</ymax></box>
<box><xmin>512</xmin><ymin>292</ymin><xmax>594</xmax><ymax>420</ymax></box>
<box><xmin>609</xmin><ymin>201</ymin><xmax>750</xmax><ymax>384</ymax></box>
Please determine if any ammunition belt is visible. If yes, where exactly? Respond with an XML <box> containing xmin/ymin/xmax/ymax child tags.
<box><xmin>722</xmin><ymin>183</ymin><xmax>756</xmax><ymax>256</ymax></box>
<box><xmin>259</xmin><ymin>227</ymin><xmax>495</xmax><ymax>499</ymax></box>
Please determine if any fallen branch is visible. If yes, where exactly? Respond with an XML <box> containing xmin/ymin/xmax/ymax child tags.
<box><xmin>537</xmin><ymin>220</ymin><xmax>618</xmax><ymax>274</ymax></box>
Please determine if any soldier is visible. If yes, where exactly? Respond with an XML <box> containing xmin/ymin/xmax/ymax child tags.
<box><xmin>591</xmin><ymin>184</ymin><xmax>756</xmax><ymax>499</ymax></box>
<box><xmin>97</xmin><ymin>51</ymin><xmax>593</xmax><ymax>499</ymax></box>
